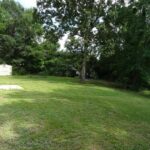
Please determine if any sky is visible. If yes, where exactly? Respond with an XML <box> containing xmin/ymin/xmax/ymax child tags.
<box><xmin>15</xmin><ymin>0</ymin><xmax>36</xmax><ymax>8</ymax></box>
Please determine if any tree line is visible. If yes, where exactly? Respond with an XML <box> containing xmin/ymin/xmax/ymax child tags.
<box><xmin>0</xmin><ymin>0</ymin><xmax>150</xmax><ymax>89</ymax></box>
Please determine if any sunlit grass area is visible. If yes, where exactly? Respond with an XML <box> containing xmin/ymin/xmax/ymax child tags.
<box><xmin>0</xmin><ymin>76</ymin><xmax>150</xmax><ymax>150</ymax></box>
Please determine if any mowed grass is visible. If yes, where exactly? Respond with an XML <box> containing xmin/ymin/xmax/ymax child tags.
<box><xmin>0</xmin><ymin>76</ymin><xmax>150</xmax><ymax>150</ymax></box>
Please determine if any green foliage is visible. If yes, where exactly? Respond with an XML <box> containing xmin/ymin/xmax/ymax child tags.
<box><xmin>36</xmin><ymin>0</ymin><xmax>150</xmax><ymax>88</ymax></box>
<box><xmin>0</xmin><ymin>34</ymin><xmax>16</xmax><ymax>63</ymax></box>
<box><xmin>37</xmin><ymin>0</ymin><xmax>106</xmax><ymax>80</ymax></box>
<box><xmin>0</xmin><ymin>0</ymin><xmax>44</xmax><ymax>74</ymax></box>
<box><xmin>93</xmin><ymin>0</ymin><xmax>150</xmax><ymax>89</ymax></box>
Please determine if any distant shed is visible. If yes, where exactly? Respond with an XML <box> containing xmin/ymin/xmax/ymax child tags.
<box><xmin>0</xmin><ymin>64</ymin><xmax>12</xmax><ymax>76</ymax></box>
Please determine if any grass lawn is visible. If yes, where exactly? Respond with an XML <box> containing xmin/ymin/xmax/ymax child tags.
<box><xmin>0</xmin><ymin>76</ymin><xmax>150</xmax><ymax>150</ymax></box>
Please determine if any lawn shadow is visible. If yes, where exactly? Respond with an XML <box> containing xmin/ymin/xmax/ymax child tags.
<box><xmin>10</xmin><ymin>75</ymin><xmax>150</xmax><ymax>100</ymax></box>
<box><xmin>12</xmin><ymin>75</ymin><xmax>80</xmax><ymax>85</ymax></box>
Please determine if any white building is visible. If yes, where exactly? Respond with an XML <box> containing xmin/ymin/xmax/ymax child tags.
<box><xmin>0</xmin><ymin>64</ymin><xmax>12</xmax><ymax>76</ymax></box>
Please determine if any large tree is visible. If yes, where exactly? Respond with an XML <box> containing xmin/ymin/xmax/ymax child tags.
<box><xmin>37</xmin><ymin>0</ymin><xmax>107</xmax><ymax>81</ymax></box>
<box><xmin>0</xmin><ymin>0</ymin><xmax>44</xmax><ymax>73</ymax></box>
<box><xmin>95</xmin><ymin>0</ymin><xmax>150</xmax><ymax>89</ymax></box>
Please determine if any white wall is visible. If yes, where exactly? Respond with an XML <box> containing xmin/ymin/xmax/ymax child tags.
<box><xmin>0</xmin><ymin>64</ymin><xmax>12</xmax><ymax>76</ymax></box>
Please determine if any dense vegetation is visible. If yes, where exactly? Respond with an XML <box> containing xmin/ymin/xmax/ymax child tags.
<box><xmin>0</xmin><ymin>0</ymin><xmax>150</xmax><ymax>89</ymax></box>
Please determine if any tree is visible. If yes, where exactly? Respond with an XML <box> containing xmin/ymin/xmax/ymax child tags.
<box><xmin>0</xmin><ymin>0</ymin><xmax>24</xmax><ymax>63</ymax></box>
<box><xmin>95</xmin><ymin>0</ymin><xmax>150</xmax><ymax>89</ymax></box>
<box><xmin>0</xmin><ymin>0</ymin><xmax>44</xmax><ymax>74</ymax></box>
<box><xmin>37</xmin><ymin>0</ymin><xmax>107</xmax><ymax>81</ymax></box>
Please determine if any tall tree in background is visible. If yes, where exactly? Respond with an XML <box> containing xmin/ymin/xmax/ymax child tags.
<box><xmin>117</xmin><ymin>0</ymin><xmax>150</xmax><ymax>88</ymax></box>
<box><xmin>0</xmin><ymin>0</ymin><xmax>23</xmax><ymax>63</ymax></box>
<box><xmin>37</xmin><ymin>0</ymin><xmax>107</xmax><ymax>81</ymax></box>
<box><xmin>100</xmin><ymin>0</ymin><xmax>150</xmax><ymax>88</ymax></box>
<box><xmin>0</xmin><ymin>0</ymin><xmax>44</xmax><ymax>73</ymax></box>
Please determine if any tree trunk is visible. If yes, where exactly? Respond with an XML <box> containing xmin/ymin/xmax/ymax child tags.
<box><xmin>80</xmin><ymin>57</ymin><xmax>86</xmax><ymax>81</ymax></box>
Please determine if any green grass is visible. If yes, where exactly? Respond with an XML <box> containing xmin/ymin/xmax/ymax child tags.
<box><xmin>0</xmin><ymin>76</ymin><xmax>150</xmax><ymax>150</ymax></box>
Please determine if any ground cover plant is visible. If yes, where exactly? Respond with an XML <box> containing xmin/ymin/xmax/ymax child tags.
<box><xmin>0</xmin><ymin>76</ymin><xmax>150</xmax><ymax>150</ymax></box>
